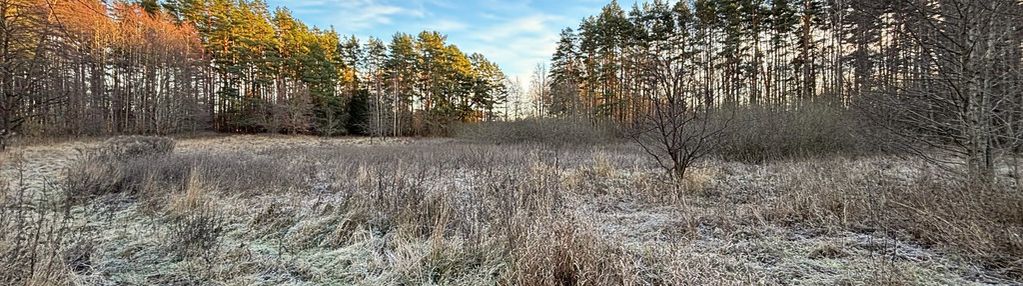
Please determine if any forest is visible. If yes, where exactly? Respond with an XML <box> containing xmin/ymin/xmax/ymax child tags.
<box><xmin>2</xmin><ymin>0</ymin><xmax>1023</xmax><ymax>285</ymax></box>
<box><xmin>539</xmin><ymin>0</ymin><xmax>1020</xmax><ymax>117</ymax></box>
<box><xmin>0</xmin><ymin>0</ymin><xmax>510</xmax><ymax>149</ymax></box>
<box><xmin>530</xmin><ymin>0</ymin><xmax>1023</xmax><ymax>182</ymax></box>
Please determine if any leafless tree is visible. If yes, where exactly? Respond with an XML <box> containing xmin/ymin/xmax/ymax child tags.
<box><xmin>871</xmin><ymin>0</ymin><xmax>1023</xmax><ymax>183</ymax></box>
<box><xmin>632</xmin><ymin>24</ymin><xmax>729</xmax><ymax>180</ymax></box>
<box><xmin>0</xmin><ymin>0</ymin><xmax>64</xmax><ymax>151</ymax></box>
<box><xmin>529</xmin><ymin>63</ymin><xmax>549</xmax><ymax>117</ymax></box>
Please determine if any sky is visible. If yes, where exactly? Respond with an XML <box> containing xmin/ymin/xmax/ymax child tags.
<box><xmin>263</xmin><ymin>0</ymin><xmax>609</xmax><ymax>90</ymax></box>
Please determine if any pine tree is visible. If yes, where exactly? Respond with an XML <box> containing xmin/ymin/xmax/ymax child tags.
<box><xmin>385</xmin><ymin>33</ymin><xmax>417</xmax><ymax>136</ymax></box>
<box><xmin>594</xmin><ymin>0</ymin><xmax>631</xmax><ymax>121</ymax></box>
<box><xmin>364</xmin><ymin>37</ymin><xmax>389</xmax><ymax>135</ymax></box>
<box><xmin>548</xmin><ymin>28</ymin><xmax>581</xmax><ymax>116</ymax></box>
<box><xmin>0</xmin><ymin>0</ymin><xmax>508</xmax><ymax>141</ymax></box>
<box><xmin>469</xmin><ymin>53</ymin><xmax>507</xmax><ymax>121</ymax></box>
<box><xmin>139</xmin><ymin>0</ymin><xmax>161</xmax><ymax>14</ymax></box>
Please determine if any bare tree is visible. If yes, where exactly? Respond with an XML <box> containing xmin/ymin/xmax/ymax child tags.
<box><xmin>503</xmin><ymin>77</ymin><xmax>525</xmax><ymax>120</ymax></box>
<box><xmin>633</xmin><ymin>81</ymin><xmax>726</xmax><ymax>180</ymax></box>
<box><xmin>0</xmin><ymin>0</ymin><xmax>63</xmax><ymax>151</ymax></box>
<box><xmin>872</xmin><ymin>0</ymin><xmax>1023</xmax><ymax>183</ymax></box>
<box><xmin>529</xmin><ymin>63</ymin><xmax>549</xmax><ymax>117</ymax></box>
<box><xmin>632</xmin><ymin>18</ymin><xmax>729</xmax><ymax>180</ymax></box>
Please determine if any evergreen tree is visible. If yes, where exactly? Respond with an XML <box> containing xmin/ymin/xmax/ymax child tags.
<box><xmin>346</xmin><ymin>90</ymin><xmax>371</xmax><ymax>135</ymax></box>
<box><xmin>385</xmin><ymin>33</ymin><xmax>417</xmax><ymax>136</ymax></box>
<box><xmin>139</xmin><ymin>0</ymin><xmax>161</xmax><ymax>14</ymax></box>
<box><xmin>364</xmin><ymin>37</ymin><xmax>389</xmax><ymax>135</ymax></box>
<box><xmin>0</xmin><ymin>0</ymin><xmax>509</xmax><ymax>142</ymax></box>
<box><xmin>548</xmin><ymin>28</ymin><xmax>581</xmax><ymax>116</ymax></box>
<box><xmin>469</xmin><ymin>53</ymin><xmax>507</xmax><ymax>121</ymax></box>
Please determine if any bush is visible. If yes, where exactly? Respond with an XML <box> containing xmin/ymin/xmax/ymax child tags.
<box><xmin>63</xmin><ymin>151</ymin><xmax>303</xmax><ymax>209</ymax></box>
<box><xmin>766</xmin><ymin>161</ymin><xmax>1023</xmax><ymax>277</ymax></box>
<box><xmin>453</xmin><ymin>117</ymin><xmax>620</xmax><ymax>146</ymax></box>
<box><xmin>96</xmin><ymin>136</ymin><xmax>176</xmax><ymax>159</ymax></box>
<box><xmin>715</xmin><ymin>104</ymin><xmax>873</xmax><ymax>163</ymax></box>
<box><xmin>62</xmin><ymin>154</ymin><xmax>125</xmax><ymax>204</ymax></box>
<box><xmin>64</xmin><ymin>136</ymin><xmax>178</xmax><ymax>204</ymax></box>
<box><xmin>168</xmin><ymin>205</ymin><xmax>224</xmax><ymax>261</ymax></box>
<box><xmin>1</xmin><ymin>170</ymin><xmax>77</xmax><ymax>285</ymax></box>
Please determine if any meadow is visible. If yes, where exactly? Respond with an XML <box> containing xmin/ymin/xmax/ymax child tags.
<box><xmin>1</xmin><ymin>133</ymin><xmax>1020</xmax><ymax>285</ymax></box>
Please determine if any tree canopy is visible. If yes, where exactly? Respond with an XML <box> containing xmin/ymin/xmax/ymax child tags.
<box><xmin>0</xmin><ymin>0</ymin><xmax>510</xmax><ymax>147</ymax></box>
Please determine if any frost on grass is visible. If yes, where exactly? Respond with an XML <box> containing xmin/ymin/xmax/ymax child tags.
<box><xmin>1</xmin><ymin>135</ymin><xmax>1018</xmax><ymax>285</ymax></box>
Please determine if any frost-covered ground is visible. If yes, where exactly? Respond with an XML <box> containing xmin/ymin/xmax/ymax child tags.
<box><xmin>1</xmin><ymin>135</ymin><xmax>1018</xmax><ymax>285</ymax></box>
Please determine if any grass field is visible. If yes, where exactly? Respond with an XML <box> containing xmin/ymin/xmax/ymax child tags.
<box><xmin>1</xmin><ymin>135</ymin><xmax>1019</xmax><ymax>285</ymax></box>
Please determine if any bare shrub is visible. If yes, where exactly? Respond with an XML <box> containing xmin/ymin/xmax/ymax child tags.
<box><xmin>63</xmin><ymin>150</ymin><xmax>301</xmax><ymax>209</ymax></box>
<box><xmin>765</xmin><ymin>160</ymin><xmax>1023</xmax><ymax>278</ymax></box>
<box><xmin>63</xmin><ymin>151</ymin><xmax>187</xmax><ymax>206</ymax></box>
<box><xmin>632</xmin><ymin>107</ymin><xmax>728</xmax><ymax>180</ymax></box>
<box><xmin>453</xmin><ymin>117</ymin><xmax>619</xmax><ymax>146</ymax></box>
<box><xmin>61</xmin><ymin>153</ymin><xmax>125</xmax><ymax>204</ymax></box>
<box><xmin>629</xmin><ymin>22</ymin><xmax>729</xmax><ymax>180</ymax></box>
<box><xmin>263</xmin><ymin>84</ymin><xmax>314</xmax><ymax>134</ymax></box>
<box><xmin>0</xmin><ymin>166</ymin><xmax>76</xmax><ymax>285</ymax></box>
<box><xmin>96</xmin><ymin>136</ymin><xmax>176</xmax><ymax>159</ymax></box>
<box><xmin>167</xmin><ymin>204</ymin><xmax>224</xmax><ymax>262</ymax></box>
<box><xmin>716</xmin><ymin>104</ymin><xmax>871</xmax><ymax>164</ymax></box>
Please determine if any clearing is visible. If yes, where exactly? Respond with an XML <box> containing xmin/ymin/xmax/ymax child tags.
<box><xmin>0</xmin><ymin>135</ymin><xmax>1017</xmax><ymax>285</ymax></box>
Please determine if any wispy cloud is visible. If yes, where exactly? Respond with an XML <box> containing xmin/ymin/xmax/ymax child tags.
<box><xmin>265</xmin><ymin>0</ymin><xmax>607</xmax><ymax>90</ymax></box>
<box><xmin>426</xmin><ymin>19</ymin><xmax>468</xmax><ymax>32</ymax></box>
<box><xmin>459</xmin><ymin>13</ymin><xmax>564</xmax><ymax>86</ymax></box>
<box><xmin>470</xmin><ymin>14</ymin><xmax>560</xmax><ymax>42</ymax></box>
<box><xmin>281</xmin><ymin>0</ymin><xmax>425</xmax><ymax>32</ymax></box>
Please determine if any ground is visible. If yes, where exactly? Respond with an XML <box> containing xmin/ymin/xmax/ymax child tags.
<box><xmin>0</xmin><ymin>135</ymin><xmax>1016</xmax><ymax>285</ymax></box>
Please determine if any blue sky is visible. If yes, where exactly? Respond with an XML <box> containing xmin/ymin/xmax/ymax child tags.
<box><xmin>263</xmin><ymin>0</ymin><xmax>609</xmax><ymax>89</ymax></box>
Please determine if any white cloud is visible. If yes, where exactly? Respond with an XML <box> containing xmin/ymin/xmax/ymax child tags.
<box><xmin>470</xmin><ymin>14</ymin><xmax>560</xmax><ymax>42</ymax></box>
<box><xmin>269</xmin><ymin>0</ymin><xmax>596</xmax><ymax>94</ymax></box>
<box><xmin>284</xmin><ymin>0</ymin><xmax>424</xmax><ymax>32</ymax></box>
<box><xmin>454</xmin><ymin>13</ymin><xmax>565</xmax><ymax>92</ymax></box>
<box><xmin>426</xmin><ymin>19</ymin><xmax>468</xmax><ymax>32</ymax></box>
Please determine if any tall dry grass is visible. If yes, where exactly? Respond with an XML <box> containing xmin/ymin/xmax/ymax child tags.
<box><xmin>715</xmin><ymin>104</ymin><xmax>875</xmax><ymax>163</ymax></box>
<box><xmin>452</xmin><ymin>117</ymin><xmax>621</xmax><ymax>146</ymax></box>
<box><xmin>0</xmin><ymin>158</ymin><xmax>79</xmax><ymax>286</ymax></box>
<box><xmin>32</xmin><ymin>134</ymin><xmax>1023</xmax><ymax>284</ymax></box>
<box><xmin>762</xmin><ymin>159</ymin><xmax>1023</xmax><ymax>277</ymax></box>
<box><xmin>61</xmin><ymin>139</ymin><xmax>712</xmax><ymax>284</ymax></box>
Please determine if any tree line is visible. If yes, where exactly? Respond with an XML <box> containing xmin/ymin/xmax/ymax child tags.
<box><xmin>0</xmin><ymin>0</ymin><xmax>510</xmax><ymax>150</ymax></box>
<box><xmin>537</xmin><ymin>0</ymin><xmax>1023</xmax><ymax>181</ymax></box>
<box><xmin>540</xmin><ymin>0</ymin><xmax>1020</xmax><ymax>117</ymax></box>
<box><xmin>541</xmin><ymin>0</ymin><xmax>859</xmax><ymax>120</ymax></box>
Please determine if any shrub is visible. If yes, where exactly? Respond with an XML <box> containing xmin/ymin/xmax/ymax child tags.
<box><xmin>63</xmin><ymin>151</ymin><xmax>301</xmax><ymax>209</ymax></box>
<box><xmin>715</xmin><ymin>104</ymin><xmax>873</xmax><ymax>163</ymax></box>
<box><xmin>62</xmin><ymin>152</ymin><xmax>126</xmax><ymax>204</ymax></box>
<box><xmin>168</xmin><ymin>205</ymin><xmax>224</xmax><ymax>261</ymax></box>
<box><xmin>62</xmin><ymin>148</ymin><xmax>188</xmax><ymax>205</ymax></box>
<box><xmin>766</xmin><ymin>161</ymin><xmax>1023</xmax><ymax>278</ymax></box>
<box><xmin>96</xmin><ymin>136</ymin><xmax>176</xmax><ymax>159</ymax></box>
<box><xmin>453</xmin><ymin>117</ymin><xmax>620</xmax><ymax>146</ymax></box>
<box><xmin>1</xmin><ymin>169</ymin><xmax>77</xmax><ymax>285</ymax></box>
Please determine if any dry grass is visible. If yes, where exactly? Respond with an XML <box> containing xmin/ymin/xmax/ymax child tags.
<box><xmin>95</xmin><ymin>136</ymin><xmax>176</xmax><ymax>159</ymax></box>
<box><xmin>761</xmin><ymin>159</ymin><xmax>1023</xmax><ymax>277</ymax></box>
<box><xmin>452</xmin><ymin>117</ymin><xmax>621</xmax><ymax>146</ymax></box>
<box><xmin>0</xmin><ymin>135</ymin><xmax>1019</xmax><ymax>285</ymax></box>
<box><xmin>0</xmin><ymin>159</ymin><xmax>79</xmax><ymax>285</ymax></box>
<box><xmin>716</xmin><ymin>104</ymin><xmax>875</xmax><ymax>163</ymax></box>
